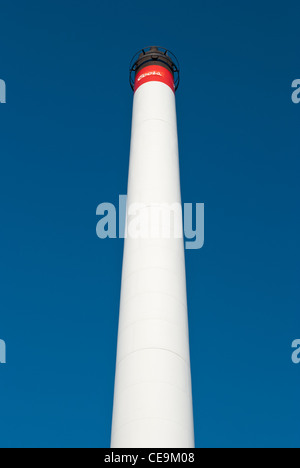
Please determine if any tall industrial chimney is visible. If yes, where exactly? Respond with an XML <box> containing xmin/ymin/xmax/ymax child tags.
<box><xmin>111</xmin><ymin>47</ymin><xmax>194</xmax><ymax>448</ymax></box>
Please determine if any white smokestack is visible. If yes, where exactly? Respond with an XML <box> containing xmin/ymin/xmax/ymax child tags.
<box><xmin>111</xmin><ymin>47</ymin><xmax>194</xmax><ymax>449</ymax></box>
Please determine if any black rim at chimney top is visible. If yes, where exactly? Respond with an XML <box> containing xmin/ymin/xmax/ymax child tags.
<box><xmin>130</xmin><ymin>46</ymin><xmax>180</xmax><ymax>91</ymax></box>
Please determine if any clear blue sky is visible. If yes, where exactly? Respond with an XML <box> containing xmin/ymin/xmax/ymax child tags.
<box><xmin>0</xmin><ymin>0</ymin><xmax>299</xmax><ymax>448</ymax></box>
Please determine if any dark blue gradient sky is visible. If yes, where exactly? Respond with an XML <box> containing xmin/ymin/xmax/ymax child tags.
<box><xmin>0</xmin><ymin>0</ymin><xmax>299</xmax><ymax>448</ymax></box>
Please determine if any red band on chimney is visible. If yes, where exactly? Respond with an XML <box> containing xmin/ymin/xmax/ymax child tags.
<box><xmin>134</xmin><ymin>65</ymin><xmax>175</xmax><ymax>93</ymax></box>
